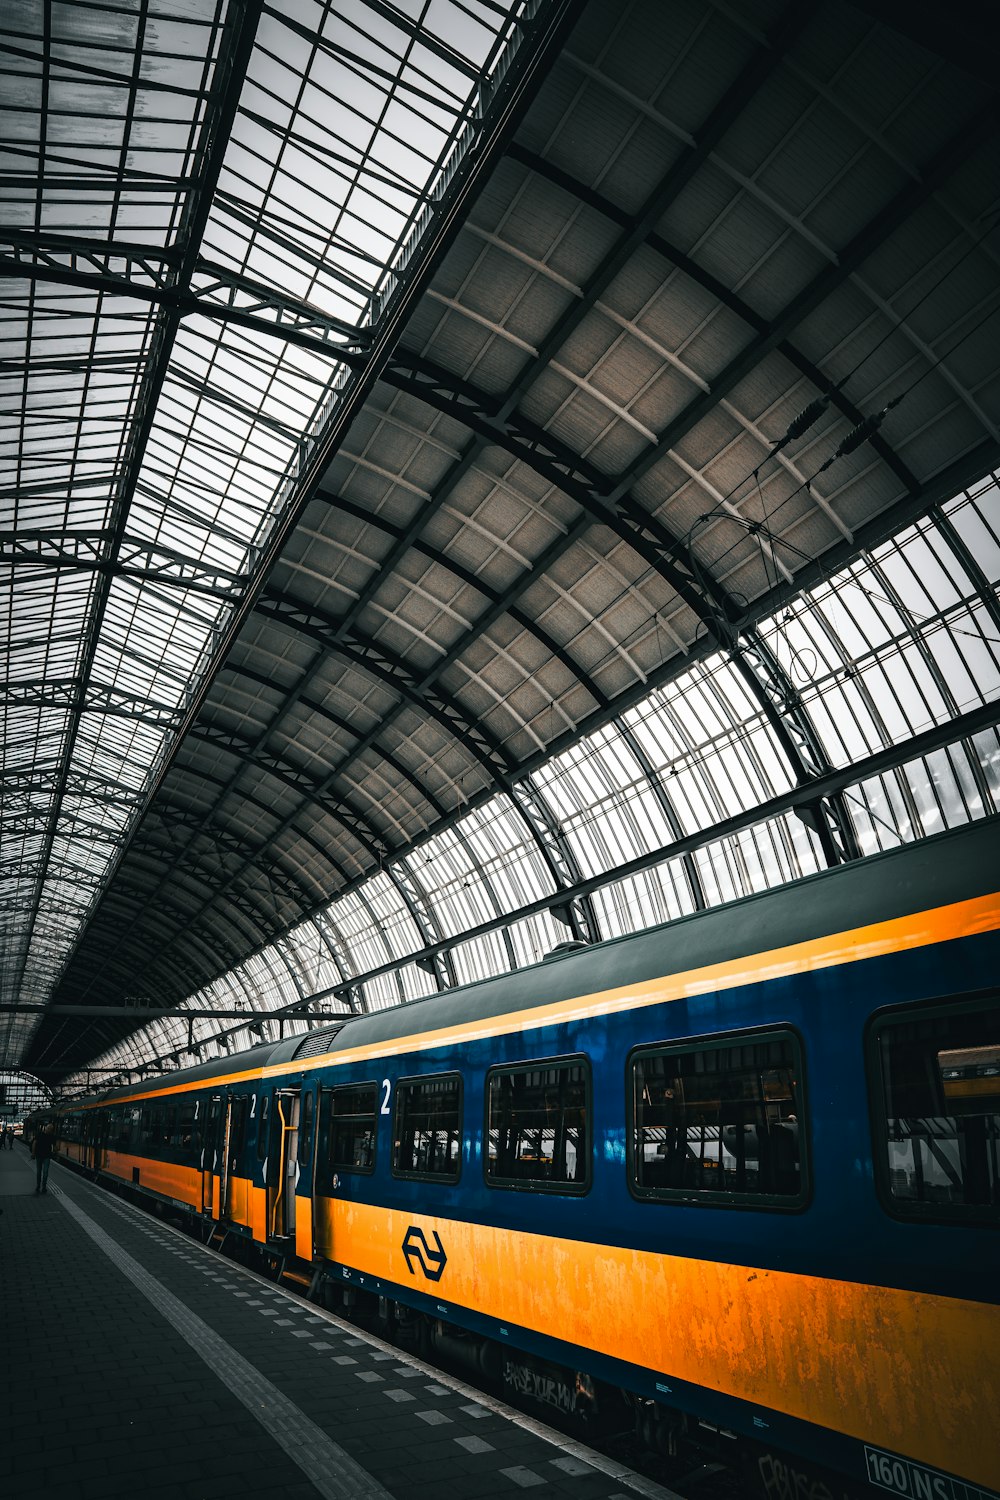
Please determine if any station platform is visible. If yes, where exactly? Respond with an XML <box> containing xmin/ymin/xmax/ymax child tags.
<box><xmin>1</xmin><ymin>1143</ymin><xmax>677</xmax><ymax>1500</ymax></box>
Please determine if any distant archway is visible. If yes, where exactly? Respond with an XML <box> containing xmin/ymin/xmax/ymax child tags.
<box><xmin>0</xmin><ymin>1070</ymin><xmax>53</xmax><ymax>1127</ymax></box>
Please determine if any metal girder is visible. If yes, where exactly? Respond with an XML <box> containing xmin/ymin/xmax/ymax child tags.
<box><xmin>133</xmin><ymin>809</ymin><xmax>318</xmax><ymax>915</ymax></box>
<box><xmin>12</xmin><ymin>1</ymin><xmax>269</xmax><ymax>1029</ymax></box>
<box><xmin>188</xmin><ymin>722</ymin><xmax>391</xmax><ymax>862</ymax></box>
<box><xmin>391</xmin><ymin>860</ymin><xmax>457</xmax><ymax>991</ymax></box>
<box><xmin>160</xmin><ymin>768</ymin><xmax>350</xmax><ymax>884</ymax></box>
<box><xmin>614</xmin><ymin>720</ymin><xmax>707</xmax><ymax>911</ymax></box>
<box><xmin>258</xmin><ymin>591</ymin><xmax>515</xmax><ymax>785</ymax></box>
<box><xmin>2</xmin><ymin>1004</ymin><xmax>342</xmax><ymax>1021</ymax></box>
<box><xmin>1</xmin><ymin>676</ymin><xmax>183</xmax><ymax>731</ymax></box>
<box><xmin>231</xmin><ymin>660</ymin><xmax>450</xmax><ymax>822</ymax></box>
<box><xmin>182</xmin><ymin>722</ymin><xmax>459</xmax><ymax>990</ymax></box>
<box><xmin>55</xmin><ymin>757</ymin><xmax>354</xmax><ymax>1007</ymax></box>
<box><xmin>507</xmin><ymin>140</ymin><xmax>915</xmax><ymax>497</ymax></box>
<box><xmin>86</xmin><ymin>880</ymin><xmax>256</xmax><ymax>961</ymax></box>
<box><xmin>508</xmin><ymin>776</ymin><xmax>600</xmax><ymax>943</ymax></box>
<box><xmin>0</xmin><ymin>230</ymin><xmax>370</xmax><ymax>362</ymax></box>
<box><xmin>25</xmin><ymin>1</ymin><xmax>583</xmax><ymax>1069</ymax></box>
<box><xmin>1</xmin><ymin>527</ymin><xmax>250</xmax><ymax>598</ymax></box>
<box><xmin>497</xmin><ymin>0</ymin><xmax>821</xmax><ymax>425</ymax></box>
<box><xmin>730</xmin><ymin>629</ymin><xmax>861</xmax><ymax>863</ymax></box>
<box><xmin>1</xmin><ymin>813</ymin><xmax>123</xmax><ymax>846</ymax></box>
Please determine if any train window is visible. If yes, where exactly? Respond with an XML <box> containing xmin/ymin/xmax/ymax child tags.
<box><xmin>485</xmin><ymin>1058</ymin><xmax>590</xmax><ymax>1192</ymax></box>
<box><xmin>329</xmin><ymin>1083</ymin><xmax>377</xmax><ymax>1173</ymax></box>
<box><xmin>628</xmin><ymin>1030</ymin><xmax>806</xmax><ymax>1208</ymax></box>
<box><xmin>392</xmin><ymin>1075</ymin><xmax>462</xmax><ymax>1182</ymax></box>
<box><xmin>869</xmin><ymin>996</ymin><xmax>999</xmax><ymax>1222</ymax></box>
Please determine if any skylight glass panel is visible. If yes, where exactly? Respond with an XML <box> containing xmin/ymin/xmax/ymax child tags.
<box><xmin>396</xmin><ymin>962</ymin><xmax>439</xmax><ymax>1002</ymax></box>
<box><xmin>456</xmin><ymin>797</ymin><xmax>555</xmax><ymax>911</ymax></box>
<box><xmin>6</xmin><ymin>0</ymin><xmax>531</xmax><ymax>1062</ymax></box>
<box><xmin>280</xmin><ymin>920</ymin><xmax>343</xmax><ymax>994</ymax></box>
<box><xmin>623</xmin><ymin>659</ymin><xmax>795</xmax><ymax>836</ymax></box>
<box><xmin>768</xmin><ymin>497</ymin><xmax>1000</xmax><ymax>773</ymax></box>
<box><xmin>413</xmin><ymin>824</ymin><xmax>499</xmax><ymax>936</ymax></box>
<box><xmin>330</xmin><ymin>887</ymin><xmax>396</xmax><ymax>975</ymax></box>
<box><xmin>450</xmin><ymin>928</ymin><xmax>514</xmax><ymax>988</ymax></box>
<box><xmin>361</xmin><ymin>871</ymin><xmax>423</xmax><ymax>959</ymax></box>
<box><xmin>592</xmin><ymin>862</ymin><xmax>697</xmax><ymax>939</ymax></box>
<box><xmin>363</xmin><ymin>970</ymin><xmax>406</xmax><ymax>1012</ymax></box>
<box><xmin>534</xmin><ymin>724</ymin><xmax>677</xmax><ymax>877</ymax></box>
<box><xmin>507</xmin><ymin>910</ymin><xmax>563</xmax><ymax>969</ymax></box>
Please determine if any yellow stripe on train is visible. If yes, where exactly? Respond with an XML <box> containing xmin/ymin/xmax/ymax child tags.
<box><xmin>315</xmin><ymin>1197</ymin><xmax>999</xmax><ymax>1491</ymax></box>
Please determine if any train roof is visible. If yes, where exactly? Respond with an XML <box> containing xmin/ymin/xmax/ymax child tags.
<box><xmin>61</xmin><ymin>816</ymin><xmax>999</xmax><ymax>1110</ymax></box>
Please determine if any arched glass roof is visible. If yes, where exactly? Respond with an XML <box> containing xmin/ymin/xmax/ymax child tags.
<box><xmin>5</xmin><ymin>0</ymin><xmax>999</xmax><ymax>1091</ymax></box>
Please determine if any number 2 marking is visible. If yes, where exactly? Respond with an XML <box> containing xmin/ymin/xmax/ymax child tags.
<box><xmin>250</xmin><ymin>1094</ymin><xmax>256</xmax><ymax>1119</ymax></box>
<box><xmin>381</xmin><ymin>1079</ymin><xmax>391</xmax><ymax>1115</ymax></box>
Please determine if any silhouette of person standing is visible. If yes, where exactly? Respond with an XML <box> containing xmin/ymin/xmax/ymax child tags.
<box><xmin>33</xmin><ymin>1125</ymin><xmax>55</xmax><ymax>1193</ymax></box>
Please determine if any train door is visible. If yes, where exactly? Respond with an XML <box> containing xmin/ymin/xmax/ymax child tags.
<box><xmin>297</xmin><ymin>1085</ymin><xmax>317</xmax><ymax>1261</ymax></box>
<box><xmin>221</xmin><ymin>1094</ymin><xmax>248</xmax><ymax>1219</ymax></box>
<box><xmin>268</xmin><ymin>1088</ymin><xmax>300</xmax><ymax>1240</ymax></box>
<box><xmin>202</xmin><ymin>1095</ymin><xmax>222</xmax><ymax>1214</ymax></box>
<box><xmin>86</xmin><ymin>1112</ymin><xmax>102</xmax><ymax>1174</ymax></box>
<box><xmin>315</xmin><ymin>1087</ymin><xmax>334</xmax><ymax>1260</ymax></box>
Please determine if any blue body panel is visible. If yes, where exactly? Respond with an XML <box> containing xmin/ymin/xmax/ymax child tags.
<box><xmin>308</xmin><ymin>928</ymin><xmax>998</xmax><ymax>1309</ymax></box>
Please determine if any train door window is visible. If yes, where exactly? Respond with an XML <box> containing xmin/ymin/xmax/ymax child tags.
<box><xmin>485</xmin><ymin>1058</ymin><xmax>591</xmax><ymax>1192</ymax></box>
<box><xmin>868</xmin><ymin>995</ymin><xmax>999</xmax><ymax>1222</ymax></box>
<box><xmin>256</xmin><ymin>1092</ymin><xmax>270</xmax><ymax>1162</ymax></box>
<box><xmin>329</xmin><ymin>1083</ymin><xmax>376</xmax><ymax>1173</ymax></box>
<box><xmin>297</xmin><ymin>1090</ymin><xmax>315</xmax><ymax>1167</ymax></box>
<box><xmin>392</xmin><ymin>1075</ymin><xmax>462</xmax><ymax>1182</ymax></box>
<box><xmin>140</xmin><ymin>1106</ymin><xmax>157</xmax><ymax>1150</ymax></box>
<box><xmin>177</xmin><ymin>1098</ymin><xmax>200</xmax><ymax>1161</ymax></box>
<box><xmin>206</xmin><ymin>1098</ymin><xmax>221</xmax><ymax>1164</ymax></box>
<box><xmin>229</xmin><ymin>1095</ymin><xmax>249</xmax><ymax>1167</ymax></box>
<box><xmin>628</xmin><ymin>1029</ymin><xmax>806</xmax><ymax>1207</ymax></box>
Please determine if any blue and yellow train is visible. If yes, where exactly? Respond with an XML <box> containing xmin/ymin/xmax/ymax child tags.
<box><xmin>35</xmin><ymin>817</ymin><xmax>999</xmax><ymax>1498</ymax></box>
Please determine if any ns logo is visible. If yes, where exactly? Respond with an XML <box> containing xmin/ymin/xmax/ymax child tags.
<box><xmin>402</xmin><ymin>1226</ymin><xmax>447</xmax><ymax>1282</ymax></box>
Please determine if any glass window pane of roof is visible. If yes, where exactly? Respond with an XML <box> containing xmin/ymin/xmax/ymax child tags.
<box><xmin>451</xmin><ymin>928</ymin><xmax>514</xmax><ymax>989</ymax></box>
<box><xmin>457</xmin><ymin>798</ymin><xmax>555</xmax><ymax>912</ymax></box>
<box><xmin>592</xmin><ymin>861</ymin><xmax>696</xmax><ymax>940</ymax></box>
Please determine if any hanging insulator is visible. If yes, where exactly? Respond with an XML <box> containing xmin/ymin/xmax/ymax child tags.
<box><xmin>835</xmin><ymin>411</ymin><xmax>883</xmax><ymax>458</ymax></box>
<box><xmin>833</xmin><ymin>395</ymin><xmax>902</xmax><ymax>460</ymax></box>
<box><xmin>772</xmin><ymin>395</ymin><xmax>829</xmax><ymax>452</ymax></box>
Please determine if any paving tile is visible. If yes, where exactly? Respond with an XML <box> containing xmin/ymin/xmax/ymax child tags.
<box><xmin>500</xmin><ymin>1466</ymin><xmax>548</xmax><ymax>1488</ymax></box>
<box><xmin>455</xmin><ymin>1435</ymin><xmax>496</xmax><ymax>1454</ymax></box>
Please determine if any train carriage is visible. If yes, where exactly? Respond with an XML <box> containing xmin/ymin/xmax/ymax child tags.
<box><xmin>37</xmin><ymin>816</ymin><xmax>1000</xmax><ymax>1500</ymax></box>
